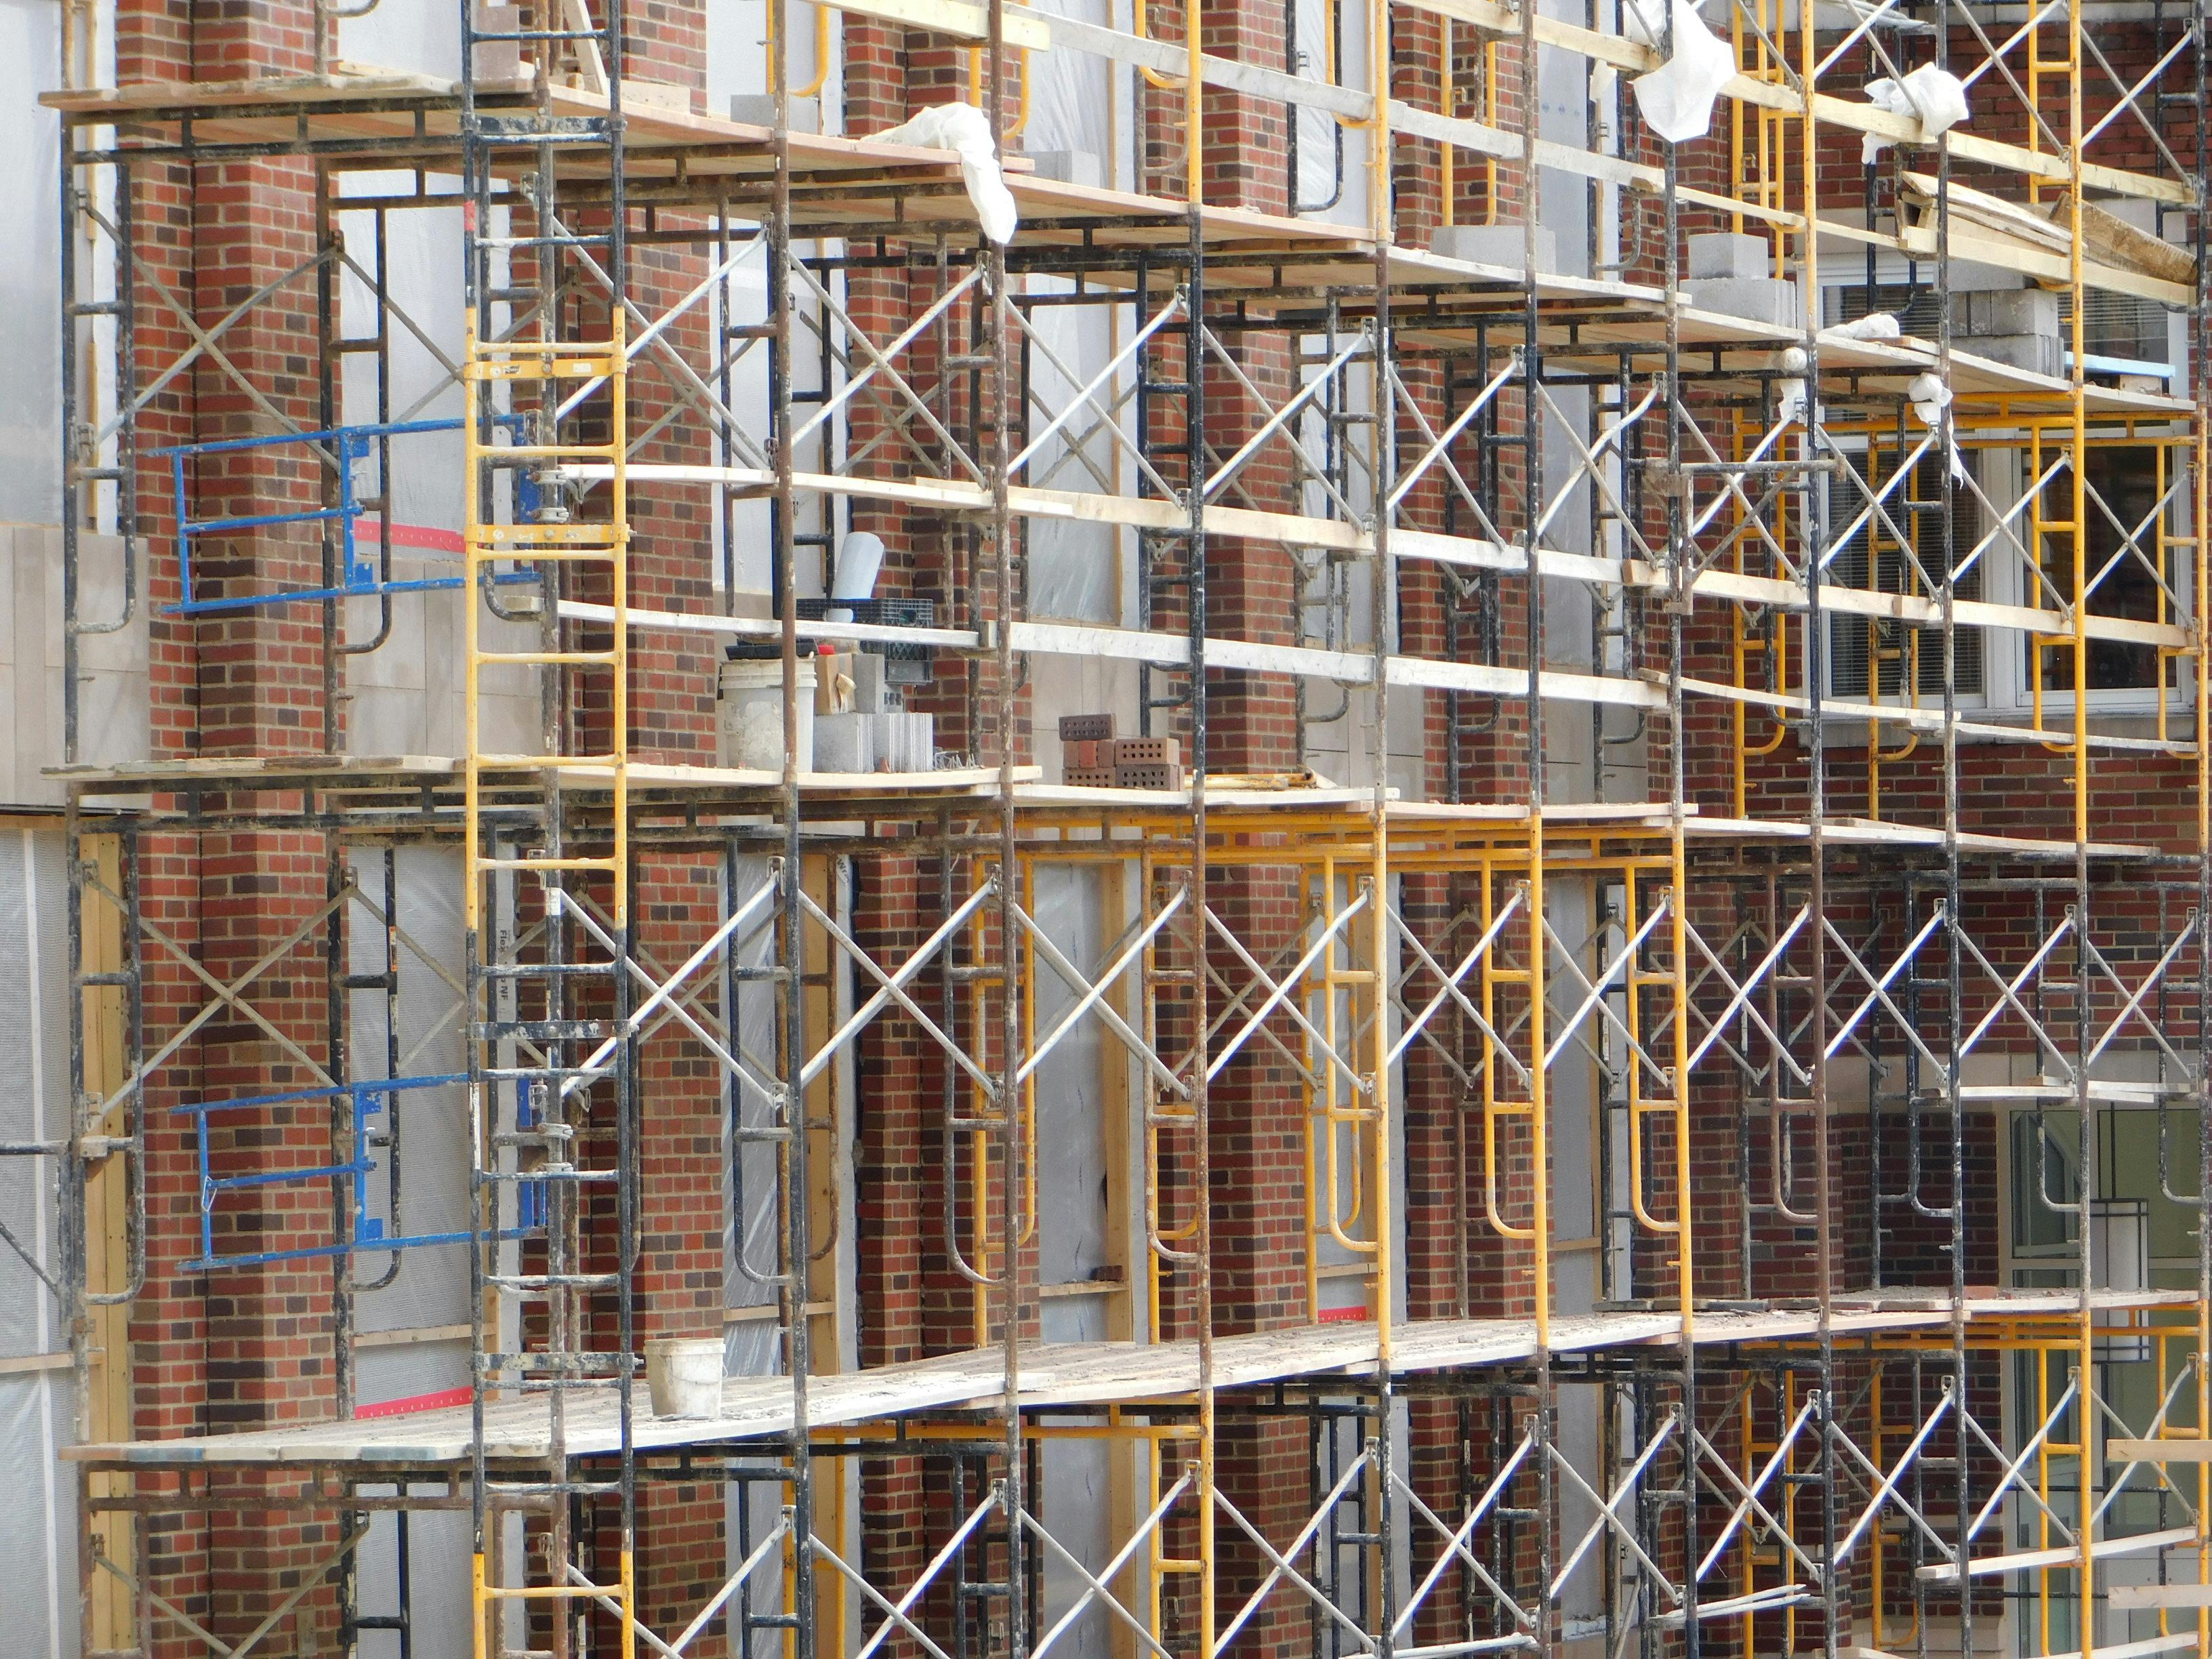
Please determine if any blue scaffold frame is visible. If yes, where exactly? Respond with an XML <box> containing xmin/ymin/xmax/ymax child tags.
<box><xmin>159</xmin><ymin>418</ymin><xmax>468</xmax><ymax>615</ymax></box>
<box><xmin>176</xmin><ymin>1072</ymin><xmax>544</xmax><ymax>1269</ymax></box>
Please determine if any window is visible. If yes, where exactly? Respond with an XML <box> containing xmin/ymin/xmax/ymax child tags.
<box><xmin>1820</xmin><ymin>267</ymin><xmax>2192</xmax><ymax>718</ymax></box>
<box><xmin>1827</xmin><ymin>444</ymin><xmax>1986</xmax><ymax>701</ymax></box>
<box><xmin>2038</xmin><ymin>444</ymin><xmax>2181</xmax><ymax>695</ymax></box>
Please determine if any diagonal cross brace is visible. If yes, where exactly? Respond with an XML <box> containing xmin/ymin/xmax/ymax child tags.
<box><xmin>1205</xmin><ymin>889</ymin><xmax>1372</xmax><ymax>1089</ymax></box>
<box><xmin>1024</xmin><ymin>1481</ymin><xmax>1188</xmax><ymax>1659</ymax></box>
<box><xmin>1017</xmin><ymin>887</ymin><xmax>1189</xmax><ymax>1097</ymax></box>
<box><xmin>1393</xmin><ymin>1427</ymin><xmax>1538</xmax><ymax>1639</ymax></box>
<box><xmin>1692</xmin><ymin>1397</ymin><xmax>1822</xmax><ymax>1583</ymax></box>
<box><xmin>1549</xmin><ymin>1411</ymin><xmax>1682</xmax><ymax>1604</ymax></box>
<box><xmin>1830</xmin><ymin>1385</ymin><xmax>1956</xmax><ymax>1568</ymax></box>
<box><xmin>1823</xmin><ymin>905</ymin><xmax>1950</xmax><ymax>1076</ymax></box>
<box><xmin>1387</xmin><ymin>886</ymin><xmax>1531</xmax><ymax>1084</ymax></box>
<box><xmin>801</xmin><ymin>880</ymin><xmax>998</xmax><ymax>1099</ymax></box>
<box><xmin>1543</xmin><ymin>896</ymin><xmax>1672</xmax><ymax>1078</ymax></box>
<box><xmin>87</xmin><ymin>869</ymin><xmax>348</xmax><ymax>1119</ymax></box>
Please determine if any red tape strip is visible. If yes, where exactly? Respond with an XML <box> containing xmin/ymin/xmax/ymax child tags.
<box><xmin>354</xmin><ymin>523</ymin><xmax>466</xmax><ymax>555</ymax></box>
<box><xmin>355</xmin><ymin>1385</ymin><xmax>472</xmax><ymax>1420</ymax></box>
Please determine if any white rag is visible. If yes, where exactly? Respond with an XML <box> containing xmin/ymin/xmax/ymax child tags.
<box><xmin>874</xmin><ymin>101</ymin><xmax>1019</xmax><ymax>245</ymax></box>
<box><xmin>1622</xmin><ymin>0</ymin><xmax>1736</xmax><ymax>143</ymax></box>
<box><xmin>1906</xmin><ymin>370</ymin><xmax>1967</xmax><ymax>480</ymax></box>
<box><xmin>1774</xmin><ymin>344</ymin><xmax>1808</xmax><ymax>426</ymax></box>
<box><xmin>1859</xmin><ymin>64</ymin><xmax>1970</xmax><ymax>165</ymax></box>
<box><xmin>1824</xmin><ymin>311</ymin><xmax>1902</xmax><ymax>342</ymax></box>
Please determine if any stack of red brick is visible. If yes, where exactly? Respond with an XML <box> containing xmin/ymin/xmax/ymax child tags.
<box><xmin>1059</xmin><ymin>714</ymin><xmax>1185</xmax><ymax>789</ymax></box>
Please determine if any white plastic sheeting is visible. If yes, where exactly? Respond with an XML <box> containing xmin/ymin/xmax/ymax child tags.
<box><xmin>0</xmin><ymin>0</ymin><xmax>67</xmax><ymax>523</ymax></box>
<box><xmin>1021</xmin><ymin>0</ymin><xmax>1130</xmax><ymax>624</ymax></box>
<box><xmin>1286</xmin><ymin>0</ymin><xmax>1373</xmax><ymax>226</ymax></box>
<box><xmin>1622</xmin><ymin>0</ymin><xmax>1734</xmax><ymax>144</ymax></box>
<box><xmin>1032</xmin><ymin>866</ymin><xmax>1113</xmax><ymax>1289</ymax></box>
<box><xmin>347</xmin><ymin>846</ymin><xmax>474</xmax><ymax>1659</ymax></box>
<box><xmin>1860</xmin><ymin>64</ymin><xmax>1970</xmax><ymax>165</ymax></box>
<box><xmin>352</xmin><ymin>846</ymin><xmax>474</xmax><ymax>1338</ymax></box>
<box><xmin>355</xmin><ymin>1347</ymin><xmax>476</xmax><ymax>1659</ymax></box>
<box><xmin>1030</xmin><ymin>866</ymin><xmax>1120</xmax><ymax>1659</ymax></box>
<box><xmin>1826</xmin><ymin>310</ymin><xmax>1902</xmax><ymax>342</ymax></box>
<box><xmin>1774</xmin><ymin>345</ymin><xmax>1809</xmax><ymax>426</ymax></box>
<box><xmin>0</xmin><ymin>828</ymin><xmax>77</xmax><ymax>1659</ymax></box>
<box><xmin>876</xmin><ymin>104</ymin><xmax>1020</xmax><ymax>243</ymax></box>
<box><xmin>1906</xmin><ymin>371</ymin><xmax>1968</xmax><ymax>482</ymax></box>
<box><xmin>724</xmin><ymin>855</ymin><xmax>788</xmax><ymax>1380</ymax></box>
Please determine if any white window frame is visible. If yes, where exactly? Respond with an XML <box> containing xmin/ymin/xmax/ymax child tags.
<box><xmin>1817</xmin><ymin>432</ymin><xmax>1995</xmax><ymax>712</ymax></box>
<box><xmin>1818</xmin><ymin>261</ymin><xmax>2196</xmax><ymax>722</ymax></box>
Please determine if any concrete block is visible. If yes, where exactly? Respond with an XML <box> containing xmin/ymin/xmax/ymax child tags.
<box><xmin>1025</xmin><ymin>148</ymin><xmax>1104</xmax><ymax>188</ymax></box>
<box><xmin>1429</xmin><ymin>223</ymin><xmax>1557</xmax><ymax>275</ymax></box>
<box><xmin>1683</xmin><ymin>276</ymin><xmax>1801</xmax><ymax>329</ymax></box>
<box><xmin>1959</xmin><ymin>331</ymin><xmax>2064</xmax><ymax>379</ymax></box>
<box><xmin>813</xmin><ymin>712</ymin><xmax>875</xmax><ymax>774</ymax></box>
<box><xmin>729</xmin><ymin>94</ymin><xmax>820</xmax><ymax>133</ymax></box>
<box><xmin>872</xmin><ymin>711</ymin><xmax>935</xmax><ymax>773</ymax></box>
<box><xmin>1687</xmin><ymin>231</ymin><xmax>1772</xmax><ymax>281</ymax></box>
<box><xmin>1963</xmin><ymin>286</ymin><xmax>2059</xmax><ymax>338</ymax></box>
<box><xmin>472</xmin><ymin>1</ymin><xmax>529</xmax><ymax>82</ymax></box>
<box><xmin>851</xmin><ymin>650</ymin><xmax>889</xmax><ymax>715</ymax></box>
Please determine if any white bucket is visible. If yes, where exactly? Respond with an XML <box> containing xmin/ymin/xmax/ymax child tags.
<box><xmin>718</xmin><ymin>659</ymin><xmax>816</xmax><ymax>773</ymax></box>
<box><xmin>644</xmin><ymin>1336</ymin><xmax>726</xmax><ymax>1419</ymax></box>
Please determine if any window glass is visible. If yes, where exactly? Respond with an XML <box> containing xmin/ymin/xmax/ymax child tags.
<box><xmin>2041</xmin><ymin>445</ymin><xmax>2174</xmax><ymax>693</ymax></box>
<box><xmin>1829</xmin><ymin>446</ymin><xmax>1984</xmax><ymax>699</ymax></box>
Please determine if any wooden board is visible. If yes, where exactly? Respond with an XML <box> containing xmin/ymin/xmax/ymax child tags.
<box><xmin>67</xmin><ymin>1291</ymin><xmax>2185</xmax><ymax>1469</ymax></box>
<box><xmin>2109</xmin><ymin>1440</ymin><xmax>2212</xmax><ymax>1463</ymax></box>
<box><xmin>1917</xmin><ymin>1525</ymin><xmax>2198</xmax><ymax>1582</ymax></box>
<box><xmin>2108</xmin><ymin>1585</ymin><xmax>2212</xmax><ymax>1610</ymax></box>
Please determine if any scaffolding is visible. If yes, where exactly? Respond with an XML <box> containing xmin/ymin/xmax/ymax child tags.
<box><xmin>22</xmin><ymin>0</ymin><xmax>2212</xmax><ymax>1650</ymax></box>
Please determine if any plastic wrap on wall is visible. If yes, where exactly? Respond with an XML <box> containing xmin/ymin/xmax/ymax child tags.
<box><xmin>1019</xmin><ymin>0</ymin><xmax>1125</xmax><ymax>623</ymax></box>
<box><xmin>352</xmin><ymin>845</ymin><xmax>475</xmax><ymax>1336</ymax></box>
<box><xmin>0</xmin><ymin>0</ymin><xmax>64</xmax><ymax>523</ymax></box>
<box><xmin>354</xmin><ymin>1342</ymin><xmax>474</xmax><ymax>1659</ymax></box>
<box><xmin>0</xmin><ymin>1370</ymin><xmax>77</xmax><ymax>1659</ymax></box>
<box><xmin>1286</xmin><ymin>0</ymin><xmax>1370</xmax><ymax>226</ymax></box>
<box><xmin>0</xmin><ymin>827</ymin><xmax>76</xmax><ymax>1659</ymax></box>
<box><xmin>0</xmin><ymin>830</ymin><xmax>66</xmax><ymax>1360</ymax></box>
<box><xmin>1030</xmin><ymin>867</ymin><xmax>1118</xmax><ymax>1657</ymax></box>
<box><xmin>1031</xmin><ymin>866</ymin><xmax>1111</xmax><ymax>1287</ymax></box>
<box><xmin>724</xmin><ymin>856</ymin><xmax>786</xmax><ymax>1380</ymax></box>
<box><xmin>1025</xmin><ymin>0</ymin><xmax>1115</xmax><ymax>178</ymax></box>
<box><xmin>1038</xmin><ymin>1428</ymin><xmax>1115</xmax><ymax>1659</ymax></box>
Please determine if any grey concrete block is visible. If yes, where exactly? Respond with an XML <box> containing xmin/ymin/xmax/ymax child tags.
<box><xmin>1959</xmin><ymin>331</ymin><xmax>2064</xmax><ymax>379</ymax></box>
<box><xmin>1025</xmin><ymin>148</ymin><xmax>1105</xmax><ymax>188</ymax></box>
<box><xmin>813</xmin><ymin>712</ymin><xmax>874</xmax><ymax>774</ymax></box>
<box><xmin>1429</xmin><ymin>223</ymin><xmax>1557</xmax><ymax>275</ymax></box>
<box><xmin>729</xmin><ymin>94</ymin><xmax>821</xmax><ymax>133</ymax></box>
<box><xmin>873</xmin><ymin>712</ymin><xmax>935</xmax><ymax>774</ymax></box>
<box><xmin>1683</xmin><ymin>276</ymin><xmax>1801</xmax><ymax>329</ymax></box>
<box><xmin>851</xmin><ymin>651</ymin><xmax>889</xmax><ymax>715</ymax></box>
<box><xmin>1687</xmin><ymin>231</ymin><xmax>1771</xmax><ymax>281</ymax></box>
<box><xmin>1963</xmin><ymin>287</ymin><xmax>2059</xmax><ymax>338</ymax></box>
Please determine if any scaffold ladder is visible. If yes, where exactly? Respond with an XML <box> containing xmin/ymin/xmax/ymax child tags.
<box><xmin>463</xmin><ymin>314</ymin><xmax>635</xmax><ymax>1659</ymax></box>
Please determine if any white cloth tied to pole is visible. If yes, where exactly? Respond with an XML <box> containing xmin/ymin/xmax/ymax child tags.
<box><xmin>1859</xmin><ymin>64</ymin><xmax>1970</xmax><ymax>164</ymax></box>
<box><xmin>1774</xmin><ymin>345</ymin><xmax>1808</xmax><ymax>426</ymax></box>
<box><xmin>1622</xmin><ymin>0</ymin><xmax>1736</xmax><ymax>143</ymax></box>
<box><xmin>1906</xmin><ymin>371</ymin><xmax>1967</xmax><ymax>481</ymax></box>
<box><xmin>874</xmin><ymin>102</ymin><xmax>1019</xmax><ymax>244</ymax></box>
